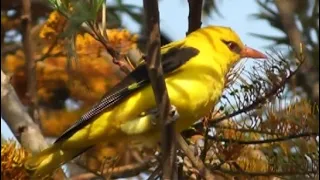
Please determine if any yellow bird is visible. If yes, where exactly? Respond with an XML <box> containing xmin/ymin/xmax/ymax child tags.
<box><xmin>24</xmin><ymin>25</ymin><xmax>266</xmax><ymax>178</ymax></box>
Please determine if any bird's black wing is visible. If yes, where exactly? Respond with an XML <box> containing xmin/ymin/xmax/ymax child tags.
<box><xmin>54</xmin><ymin>46</ymin><xmax>199</xmax><ymax>143</ymax></box>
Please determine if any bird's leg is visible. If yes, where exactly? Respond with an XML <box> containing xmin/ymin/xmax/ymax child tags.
<box><xmin>166</xmin><ymin>105</ymin><xmax>180</xmax><ymax>125</ymax></box>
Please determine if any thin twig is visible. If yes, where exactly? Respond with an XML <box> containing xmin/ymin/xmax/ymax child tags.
<box><xmin>1</xmin><ymin>44</ymin><xmax>23</xmax><ymax>56</ymax></box>
<box><xmin>205</xmin><ymin>59</ymin><xmax>302</xmax><ymax>127</ymax></box>
<box><xmin>200</xmin><ymin>120</ymin><xmax>210</xmax><ymax>162</ymax></box>
<box><xmin>74</xmin><ymin>161</ymin><xmax>105</xmax><ymax>179</ymax></box>
<box><xmin>198</xmin><ymin>122</ymin><xmax>210</xmax><ymax>180</ymax></box>
<box><xmin>87</xmin><ymin>21</ymin><xmax>119</xmax><ymax>59</ymax></box>
<box><xmin>69</xmin><ymin>173</ymin><xmax>98</xmax><ymax>180</ymax></box>
<box><xmin>103</xmin><ymin>157</ymin><xmax>156</xmax><ymax>179</ymax></box>
<box><xmin>208</xmin><ymin>132</ymin><xmax>318</xmax><ymax>144</ymax></box>
<box><xmin>35</xmin><ymin>39</ymin><xmax>62</xmax><ymax>62</ymax></box>
<box><xmin>143</xmin><ymin>0</ymin><xmax>176</xmax><ymax>179</ymax></box>
<box><xmin>215</xmin><ymin>168</ymin><xmax>318</xmax><ymax>177</ymax></box>
<box><xmin>86</xmin><ymin>21</ymin><xmax>133</xmax><ymax>74</ymax></box>
<box><xmin>147</xmin><ymin>165</ymin><xmax>162</xmax><ymax>180</ymax></box>
<box><xmin>176</xmin><ymin>133</ymin><xmax>216</xmax><ymax>180</ymax></box>
<box><xmin>213</xmin><ymin>125</ymin><xmax>287</xmax><ymax>136</ymax></box>
<box><xmin>186</xmin><ymin>0</ymin><xmax>203</xmax><ymax>35</ymax></box>
<box><xmin>102</xmin><ymin>1</ymin><xmax>107</xmax><ymax>38</ymax></box>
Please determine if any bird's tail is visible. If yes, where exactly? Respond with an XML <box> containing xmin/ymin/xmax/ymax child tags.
<box><xmin>24</xmin><ymin>143</ymin><xmax>87</xmax><ymax>179</ymax></box>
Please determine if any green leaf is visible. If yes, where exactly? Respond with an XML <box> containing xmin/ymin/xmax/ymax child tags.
<box><xmin>203</xmin><ymin>0</ymin><xmax>222</xmax><ymax>17</ymax></box>
<box><xmin>92</xmin><ymin>0</ymin><xmax>104</xmax><ymax>13</ymax></box>
<box><xmin>256</xmin><ymin>0</ymin><xmax>278</xmax><ymax>17</ymax></box>
<box><xmin>59</xmin><ymin>0</ymin><xmax>105</xmax><ymax>38</ymax></box>
<box><xmin>108</xmin><ymin>3</ymin><xmax>143</xmax><ymax>25</ymax></box>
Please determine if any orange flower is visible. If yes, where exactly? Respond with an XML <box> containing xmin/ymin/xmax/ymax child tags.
<box><xmin>1</xmin><ymin>141</ymin><xmax>30</xmax><ymax>180</ymax></box>
<box><xmin>39</xmin><ymin>11</ymin><xmax>67</xmax><ymax>42</ymax></box>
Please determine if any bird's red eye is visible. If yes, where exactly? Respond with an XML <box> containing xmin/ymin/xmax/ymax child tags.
<box><xmin>222</xmin><ymin>40</ymin><xmax>241</xmax><ymax>54</ymax></box>
<box><xmin>227</xmin><ymin>42</ymin><xmax>236</xmax><ymax>50</ymax></box>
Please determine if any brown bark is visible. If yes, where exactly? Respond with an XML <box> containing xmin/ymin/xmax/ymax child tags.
<box><xmin>143</xmin><ymin>0</ymin><xmax>177</xmax><ymax>179</ymax></box>
<box><xmin>275</xmin><ymin>0</ymin><xmax>319</xmax><ymax>105</ymax></box>
<box><xmin>21</xmin><ymin>0</ymin><xmax>40</xmax><ymax>125</ymax></box>
<box><xmin>176</xmin><ymin>133</ymin><xmax>218</xmax><ymax>180</ymax></box>
<box><xmin>186</xmin><ymin>0</ymin><xmax>203</xmax><ymax>35</ymax></box>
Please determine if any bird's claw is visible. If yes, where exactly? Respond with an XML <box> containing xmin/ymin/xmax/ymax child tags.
<box><xmin>166</xmin><ymin>105</ymin><xmax>180</xmax><ymax>125</ymax></box>
<box><xmin>149</xmin><ymin>105</ymin><xmax>180</xmax><ymax>125</ymax></box>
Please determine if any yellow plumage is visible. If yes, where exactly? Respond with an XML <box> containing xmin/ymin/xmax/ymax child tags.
<box><xmin>24</xmin><ymin>26</ymin><xmax>266</xmax><ymax>179</ymax></box>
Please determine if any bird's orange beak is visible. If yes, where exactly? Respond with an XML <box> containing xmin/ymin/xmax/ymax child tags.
<box><xmin>240</xmin><ymin>46</ymin><xmax>267</xmax><ymax>59</ymax></box>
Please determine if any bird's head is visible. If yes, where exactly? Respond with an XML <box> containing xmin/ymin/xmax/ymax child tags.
<box><xmin>190</xmin><ymin>25</ymin><xmax>267</xmax><ymax>66</ymax></box>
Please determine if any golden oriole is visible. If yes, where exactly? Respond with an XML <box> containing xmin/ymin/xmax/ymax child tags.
<box><xmin>24</xmin><ymin>25</ymin><xmax>266</xmax><ymax>178</ymax></box>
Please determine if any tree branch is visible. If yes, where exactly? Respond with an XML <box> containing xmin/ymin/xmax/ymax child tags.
<box><xmin>1</xmin><ymin>70</ymin><xmax>67</xmax><ymax>179</ymax></box>
<box><xmin>200</xmin><ymin>127</ymin><xmax>209</xmax><ymax>163</ymax></box>
<box><xmin>84</xmin><ymin>23</ymin><xmax>133</xmax><ymax>74</ymax></box>
<box><xmin>1</xmin><ymin>70</ymin><xmax>47</xmax><ymax>153</ymax></box>
<box><xmin>35</xmin><ymin>39</ymin><xmax>61</xmax><ymax>62</ymax></box>
<box><xmin>274</xmin><ymin>0</ymin><xmax>306</xmax><ymax>57</ymax></box>
<box><xmin>1</xmin><ymin>44</ymin><xmax>23</xmax><ymax>56</ymax></box>
<box><xmin>176</xmin><ymin>133</ymin><xmax>216</xmax><ymax>180</ymax></box>
<box><xmin>147</xmin><ymin>165</ymin><xmax>161</xmax><ymax>180</ymax></box>
<box><xmin>208</xmin><ymin>132</ymin><xmax>318</xmax><ymax>145</ymax></box>
<box><xmin>102</xmin><ymin>157</ymin><xmax>156</xmax><ymax>179</ymax></box>
<box><xmin>143</xmin><ymin>0</ymin><xmax>176</xmax><ymax>179</ymax></box>
<box><xmin>275</xmin><ymin>0</ymin><xmax>319</xmax><ymax>105</ymax></box>
<box><xmin>73</xmin><ymin>156</ymin><xmax>154</xmax><ymax>179</ymax></box>
<box><xmin>186</xmin><ymin>0</ymin><xmax>203</xmax><ymax>35</ymax></box>
<box><xmin>21</xmin><ymin>0</ymin><xmax>39</xmax><ymax>125</ymax></box>
<box><xmin>213</xmin><ymin>125</ymin><xmax>288</xmax><ymax>136</ymax></box>
<box><xmin>215</xmin><ymin>168</ymin><xmax>317</xmax><ymax>177</ymax></box>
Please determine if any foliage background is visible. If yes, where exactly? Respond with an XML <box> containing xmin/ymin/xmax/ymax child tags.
<box><xmin>1</xmin><ymin>0</ymin><xmax>319</xmax><ymax>179</ymax></box>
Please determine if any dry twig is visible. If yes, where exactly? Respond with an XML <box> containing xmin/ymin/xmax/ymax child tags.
<box><xmin>176</xmin><ymin>133</ymin><xmax>219</xmax><ymax>180</ymax></box>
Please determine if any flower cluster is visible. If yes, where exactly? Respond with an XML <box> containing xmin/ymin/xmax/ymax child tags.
<box><xmin>1</xmin><ymin>141</ymin><xmax>30</xmax><ymax>180</ymax></box>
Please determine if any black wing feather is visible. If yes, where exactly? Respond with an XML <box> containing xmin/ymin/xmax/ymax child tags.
<box><xmin>54</xmin><ymin>46</ymin><xmax>199</xmax><ymax>143</ymax></box>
